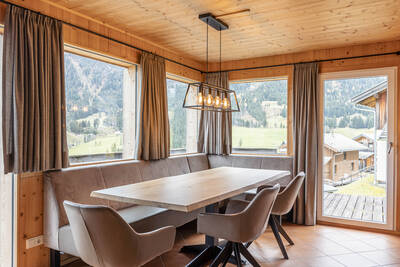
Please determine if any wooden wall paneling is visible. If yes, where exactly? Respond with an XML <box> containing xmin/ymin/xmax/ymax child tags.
<box><xmin>17</xmin><ymin>172</ymin><xmax>48</xmax><ymax>267</ymax></box>
<box><xmin>210</xmin><ymin>40</ymin><xmax>400</xmax><ymax>72</ymax></box>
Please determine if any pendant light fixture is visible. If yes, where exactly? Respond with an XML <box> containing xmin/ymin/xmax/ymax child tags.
<box><xmin>182</xmin><ymin>13</ymin><xmax>240</xmax><ymax>112</ymax></box>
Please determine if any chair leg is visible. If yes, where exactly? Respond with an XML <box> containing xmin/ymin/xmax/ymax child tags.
<box><xmin>273</xmin><ymin>215</ymin><xmax>294</xmax><ymax>245</ymax></box>
<box><xmin>233</xmin><ymin>243</ymin><xmax>243</xmax><ymax>267</ymax></box>
<box><xmin>210</xmin><ymin>242</ymin><xmax>233</xmax><ymax>267</ymax></box>
<box><xmin>50</xmin><ymin>249</ymin><xmax>60</xmax><ymax>267</ymax></box>
<box><xmin>269</xmin><ymin>217</ymin><xmax>289</xmax><ymax>259</ymax></box>
<box><xmin>238</xmin><ymin>243</ymin><xmax>260</xmax><ymax>267</ymax></box>
<box><xmin>221</xmin><ymin>250</ymin><xmax>231</xmax><ymax>267</ymax></box>
<box><xmin>245</xmin><ymin>241</ymin><xmax>252</xmax><ymax>248</ymax></box>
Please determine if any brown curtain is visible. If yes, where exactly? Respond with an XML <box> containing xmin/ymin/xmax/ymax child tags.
<box><xmin>197</xmin><ymin>72</ymin><xmax>232</xmax><ymax>155</ymax></box>
<box><xmin>2</xmin><ymin>5</ymin><xmax>69</xmax><ymax>174</ymax></box>
<box><xmin>135</xmin><ymin>52</ymin><xmax>169</xmax><ymax>160</ymax></box>
<box><xmin>292</xmin><ymin>62</ymin><xmax>320</xmax><ymax>225</ymax></box>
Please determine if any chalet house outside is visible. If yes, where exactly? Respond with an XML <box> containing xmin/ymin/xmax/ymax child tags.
<box><xmin>353</xmin><ymin>133</ymin><xmax>374</xmax><ymax>150</ymax></box>
<box><xmin>352</xmin><ymin>81</ymin><xmax>388</xmax><ymax>184</ymax></box>
<box><xmin>323</xmin><ymin>133</ymin><xmax>368</xmax><ymax>182</ymax></box>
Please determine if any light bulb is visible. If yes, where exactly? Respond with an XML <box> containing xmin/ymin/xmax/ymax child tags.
<box><xmin>197</xmin><ymin>92</ymin><xmax>203</xmax><ymax>105</ymax></box>
<box><xmin>214</xmin><ymin>95</ymin><xmax>221</xmax><ymax>108</ymax></box>
<box><xmin>206</xmin><ymin>94</ymin><xmax>214</xmax><ymax>106</ymax></box>
<box><xmin>222</xmin><ymin>97</ymin><xmax>229</xmax><ymax>109</ymax></box>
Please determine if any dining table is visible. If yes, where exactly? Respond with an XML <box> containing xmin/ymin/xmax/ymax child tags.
<box><xmin>91</xmin><ymin>166</ymin><xmax>290</xmax><ymax>267</ymax></box>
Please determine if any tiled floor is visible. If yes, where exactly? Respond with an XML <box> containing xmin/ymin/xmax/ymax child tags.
<box><xmin>64</xmin><ymin>221</ymin><xmax>400</xmax><ymax>267</ymax></box>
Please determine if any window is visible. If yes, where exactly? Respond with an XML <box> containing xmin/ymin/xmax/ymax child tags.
<box><xmin>351</xmin><ymin>162</ymin><xmax>355</xmax><ymax>171</ymax></box>
<box><xmin>167</xmin><ymin>78</ymin><xmax>199</xmax><ymax>154</ymax></box>
<box><xmin>64</xmin><ymin>52</ymin><xmax>136</xmax><ymax>163</ymax></box>
<box><xmin>343</xmin><ymin>152</ymin><xmax>347</xmax><ymax>160</ymax></box>
<box><xmin>334</xmin><ymin>165</ymin><xmax>337</xmax><ymax>174</ymax></box>
<box><xmin>231</xmin><ymin>79</ymin><xmax>288</xmax><ymax>154</ymax></box>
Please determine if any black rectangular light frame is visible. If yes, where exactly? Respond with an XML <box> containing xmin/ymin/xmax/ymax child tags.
<box><xmin>199</xmin><ymin>13</ymin><xmax>229</xmax><ymax>31</ymax></box>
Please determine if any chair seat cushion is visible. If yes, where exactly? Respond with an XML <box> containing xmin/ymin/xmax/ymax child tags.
<box><xmin>118</xmin><ymin>205</ymin><xmax>167</xmax><ymax>224</ymax></box>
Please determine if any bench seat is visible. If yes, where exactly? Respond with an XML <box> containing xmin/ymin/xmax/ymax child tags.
<box><xmin>44</xmin><ymin>153</ymin><xmax>293</xmax><ymax>259</ymax></box>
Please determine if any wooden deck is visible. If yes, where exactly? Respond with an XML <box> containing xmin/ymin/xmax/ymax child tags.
<box><xmin>323</xmin><ymin>192</ymin><xmax>385</xmax><ymax>223</ymax></box>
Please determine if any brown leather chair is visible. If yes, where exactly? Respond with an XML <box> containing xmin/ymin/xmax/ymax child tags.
<box><xmin>197</xmin><ymin>184</ymin><xmax>280</xmax><ymax>267</ymax></box>
<box><xmin>234</xmin><ymin>172</ymin><xmax>306</xmax><ymax>259</ymax></box>
<box><xmin>63</xmin><ymin>201</ymin><xmax>176</xmax><ymax>267</ymax></box>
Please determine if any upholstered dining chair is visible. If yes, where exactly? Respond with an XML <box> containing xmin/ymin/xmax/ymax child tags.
<box><xmin>197</xmin><ymin>184</ymin><xmax>280</xmax><ymax>267</ymax></box>
<box><xmin>258</xmin><ymin>172</ymin><xmax>305</xmax><ymax>258</ymax></box>
<box><xmin>235</xmin><ymin>172</ymin><xmax>306</xmax><ymax>259</ymax></box>
<box><xmin>63</xmin><ymin>201</ymin><xmax>176</xmax><ymax>267</ymax></box>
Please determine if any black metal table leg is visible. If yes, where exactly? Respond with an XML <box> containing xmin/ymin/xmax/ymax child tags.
<box><xmin>181</xmin><ymin>203</ymin><xmax>222</xmax><ymax>267</ymax></box>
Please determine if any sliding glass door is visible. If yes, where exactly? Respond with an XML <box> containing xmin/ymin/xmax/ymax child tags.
<box><xmin>317</xmin><ymin>67</ymin><xmax>396</xmax><ymax>230</ymax></box>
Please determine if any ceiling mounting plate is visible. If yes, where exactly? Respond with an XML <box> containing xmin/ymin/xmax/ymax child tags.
<box><xmin>199</xmin><ymin>13</ymin><xmax>229</xmax><ymax>31</ymax></box>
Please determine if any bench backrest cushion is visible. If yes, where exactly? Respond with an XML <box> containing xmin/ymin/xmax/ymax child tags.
<box><xmin>208</xmin><ymin>154</ymin><xmax>293</xmax><ymax>186</ymax></box>
<box><xmin>166</xmin><ymin>157</ymin><xmax>191</xmax><ymax>176</ymax></box>
<box><xmin>44</xmin><ymin>167</ymin><xmax>108</xmax><ymax>227</ymax></box>
<box><xmin>187</xmin><ymin>154</ymin><xmax>209</xmax><ymax>172</ymax></box>
<box><xmin>98</xmin><ymin>161</ymin><xmax>143</xmax><ymax>210</ymax></box>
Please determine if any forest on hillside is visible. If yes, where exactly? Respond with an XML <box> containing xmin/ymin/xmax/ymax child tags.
<box><xmin>64</xmin><ymin>52</ymin><xmax>125</xmax><ymax>155</ymax></box>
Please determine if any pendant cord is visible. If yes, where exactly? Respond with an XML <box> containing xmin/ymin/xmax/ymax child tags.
<box><xmin>206</xmin><ymin>18</ymin><xmax>209</xmax><ymax>75</ymax></box>
<box><xmin>219</xmin><ymin>27</ymin><xmax>222</xmax><ymax>87</ymax></box>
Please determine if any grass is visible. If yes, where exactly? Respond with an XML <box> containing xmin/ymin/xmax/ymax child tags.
<box><xmin>336</xmin><ymin>175</ymin><xmax>386</xmax><ymax>197</ymax></box>
<box><xmin>232</xmin><ymin>126</ymin><xmax>373</xmax><ymax>149</ymax></box>
<box><xmin>68</xmin><ymin>135</ymin><xmax>122</xmax><ymax>156</ymax></box>
<box><xmin>232</xmin><ymin>127</ymin><xmax>286</xmax><ymax>149</ymax></box>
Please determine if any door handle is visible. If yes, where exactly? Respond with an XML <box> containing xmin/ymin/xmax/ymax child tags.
<box><xmin>388</xmin><ymin>141</ymin><xmax>393</xmax><ymax>154</ymax></box>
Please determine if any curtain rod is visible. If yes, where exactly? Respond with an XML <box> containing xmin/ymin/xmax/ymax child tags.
<box><xmin>208</xmin><ymin>50</ymin><xmax>400</xmax><ymax>73</ymax></box>
<box><xmin>0</xmin><ymin>0</ymin><xmax>203</xmax><ymax>73</ymax></box>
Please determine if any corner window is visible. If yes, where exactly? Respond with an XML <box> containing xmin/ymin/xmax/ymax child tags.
<box><xmin>64</xmin><ymin>52</ymin><xmax>137</xmax><ymax>164</ymax></box>
<box><xmin>230</xmin><ymin>79</ymin><xmax>288</xmax><ymax>154</ymax></box>
<box><xmin>167</xmin><ymin>78</ymin><xmax>199</xmax><ymax>154</ymax></box>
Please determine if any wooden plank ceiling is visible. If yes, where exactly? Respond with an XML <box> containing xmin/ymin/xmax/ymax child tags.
<box><xmin>48</xmin><ymin>0</ymin><xmax>400</xmax><ymax>62</ymax></box>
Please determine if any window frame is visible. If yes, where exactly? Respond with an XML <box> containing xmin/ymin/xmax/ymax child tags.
<box><xmin>229</xmin><ymin>76</ymin><xmax>293</xmax><ymax>156</ymax></box>
<box><xmin>64</xmin><ymin>45</ymin><xmax>139</xmax><ymax>166</ymax></box>
<box><xmin>166</xmin><ymin>73</ymin><xmax>200</xmax><ymax>156</ymax></box>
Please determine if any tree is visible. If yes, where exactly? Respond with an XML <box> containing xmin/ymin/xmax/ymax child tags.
<box><xmin>69</xmin><ymin>121</ymin><xmax>81</xmax><ymax>134</ymax></box>
<box><xmin>338</xmin><ymin>116</ymin><xmax>350</xmax><ymax>128</ymax></box>
<box><xmin>93</xmin><ymin>118</ymin><xmax>100</xmax><ymax>129</ymax></box>
<box><xmin>325</xmin><ymin>117</ymin><xmax>337</xmax><ymax>128</ymax></box>
<box><xmin>281</xmin><ymin>106</ymin><xmax>287</xmax><ymax>118</ymax></box>
<box><xmin>365</xmin><ymin>116</ymin><xmax>374</xmax><ymax>128</ymax></box>
<box><xmin>350</xmin><ymin>115</ymin><xmax>365</xmax><ymax>128</ymax></box>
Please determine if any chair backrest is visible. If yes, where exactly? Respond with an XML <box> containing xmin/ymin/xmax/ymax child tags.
<box><xmin>272</xmin><ymin>172</ymin><xmax>306</xmax><ymax>215</ymax></box>
<box><xmin>240</xmin><ymin>184</ymin><xmax>280</xmax><ymax>241</ymax></box>
<box><xmin>63</xmin><ymin>201</ymin><xmax>142</xmax><ymax>267</ymax></box>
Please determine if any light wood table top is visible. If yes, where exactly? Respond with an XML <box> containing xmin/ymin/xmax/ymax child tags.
<box><xmin>91</xmin><ymin>167</ymin><xmax>290</xmax><ymax>212</ymax></box>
